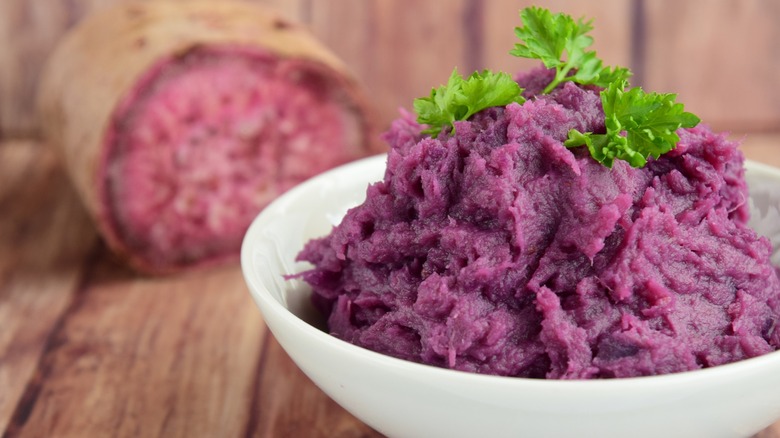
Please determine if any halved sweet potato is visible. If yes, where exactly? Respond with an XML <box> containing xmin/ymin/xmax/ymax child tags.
<box><xmin>38</xmin><ymin>1</ymin><xmax>381</xmax><ymax>274</ymax></box>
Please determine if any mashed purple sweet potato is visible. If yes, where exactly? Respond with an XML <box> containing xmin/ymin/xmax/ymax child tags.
<box><xmin>297</xmin><ymin>67</ymin><xmax>780</xmax><ymax>379</ymax></box>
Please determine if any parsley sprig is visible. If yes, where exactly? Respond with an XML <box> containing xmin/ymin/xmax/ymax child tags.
<box><xmin>413</xmin><ymin>68</ymin><xmax>525</xmax><ymax>138</ymax></box>
<box><xmin>412</xmin><ymin>6</ymin><xmax>701</xmax><ymax>168</ymax></box>
<box><xmin>565</xmin><ymin>80</ymin><xmax>701</xmax><ymax>168</ymax></box>
<box><xmin>510</xmin><ymin>6</ymin><xmax>631</xmax><ymax>93</ymax></box>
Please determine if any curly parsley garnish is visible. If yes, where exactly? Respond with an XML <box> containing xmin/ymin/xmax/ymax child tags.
<box><xmin>510</xmin><ymin>6</ymin><xmax>631</xmax><ymax>93</ymax></box>
<box><xmin>413</xmin><ymin>68</ymin><xmax>525</xmax><ymax>138</ymax></box>
<box><xmin>413</xmin><ymin>6</ymin><xmax>701</xmax><ymax>168</ymax></box>
<box><xmin>565</xmin><ymin>80</ymin><xmax>701</xmax><ymax>168</ymax></box>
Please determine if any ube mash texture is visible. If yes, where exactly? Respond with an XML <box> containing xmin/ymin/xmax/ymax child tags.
<box><xmin>297</xmin><ymin>67</ymin><xmax>780</xmax><ymax>379</ymax></box>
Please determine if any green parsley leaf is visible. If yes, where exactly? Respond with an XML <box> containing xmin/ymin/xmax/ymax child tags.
<box><xmin>564</xmin><ymin>80</ymin><xmax>701</xmax><ymax>168</ymax></box>
<box><xmin>414</xmin><ymin>68</ymin><xmax>525</xmax><ymax>138</ymax></box>
<box><xmin>411</xmin><ymin>6</ymin><xmax>701</xmax><ymax>168</ymax></box>
<box><xmin>510</xmin><ymin>7</ymin><xmax>631</xmax><ymax>93</ymax></box>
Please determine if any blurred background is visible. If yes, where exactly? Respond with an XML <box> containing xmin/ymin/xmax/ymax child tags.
<box><xmin>2</xmin><ymin>0</ymin><xmax>780</xmax><ymax>143</ymax></box>
<box><xmin>2</xmin><ymin>2</ymin><xmax>780</xmax><ymax>436</ymax></box>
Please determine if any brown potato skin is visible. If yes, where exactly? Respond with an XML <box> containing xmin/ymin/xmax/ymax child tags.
<box><xmin>38</xmin><ymin>1</ymin><xmax>381</xmax><ymax>274</ymax></box>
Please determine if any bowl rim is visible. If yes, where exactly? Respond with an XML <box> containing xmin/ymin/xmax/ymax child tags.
<box><xmin>241</xmin><ymin>154</ymin><xmax>780</xmax><ymax>390</ymax></box>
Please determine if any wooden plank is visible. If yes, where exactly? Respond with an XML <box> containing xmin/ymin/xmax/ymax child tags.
<box><xmin>309</xmin><ymin>0</ymin><xmax>470</xmax><ymax>131</ymax></box>
<box><xmin>0</xmin><ymin>0</ymin><xmax>309</xmax><ymax>139</ymax></box>
<box><xmin>306</xmin><ymin>0</ymin><xmax>374</xmax><ymax>97</ymax></box>
<box><xmin>0</xmin><ymin>140</ymin><xmax>98</xmax><ymax>432</ymax></box>
<box><xmin>4</xmin><ymin>0</ymin><xmax>780</xmax><ymax>140</ymax></box>
<box><xmin>4</xmin><ymin>262</ymin><xmax>267</xmax><ymax>438</ymax></box>
<box><xmin>247</xmin><ymin>334</ymin><xmax>381</xmax><ymax>437</ymax></box>
<box><xmin>253</xmin><ymin>0</ymin><xmax>310</xmax><ymax>24</ymax></box>
<box><xmin>643</xmin><ymin>0</ymin><xmax>780</xmax><ymax>132</ymax></box>
<box><xmin>482</xmin><ymin>0</ymin><xmax>634</xmax><ymax>80</ymax></box>
<box><xmin>0</xmin><ymin>1</ymin><xmax>75</xmax><ymax>138</ymax></box>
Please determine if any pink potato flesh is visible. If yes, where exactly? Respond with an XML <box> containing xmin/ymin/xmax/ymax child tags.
<box><xmin>102</xmin><ymin>46</ymin><xmax>364</xmax><ymax>270</ymax></box>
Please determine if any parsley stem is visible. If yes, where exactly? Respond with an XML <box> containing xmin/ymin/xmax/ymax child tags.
<box><xmin>544</xmin><ymin>65</ymin><xmax>573</xmax><ymax>94</ymax></box>
<box><xmin>543</xmin><ymin>80</ymin><xmax>559</xmax><ymax>95</ymax></box>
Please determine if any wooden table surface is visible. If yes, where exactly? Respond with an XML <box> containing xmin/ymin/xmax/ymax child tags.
<box><xmin>1</xmin><ymin>135</ymin><xmax>779</xmax><ymax>438</ymax></box>
<box><xmin>0</xmin><ymin>139</ymin><xmax>381</xmax><ymax>438</ymax></box>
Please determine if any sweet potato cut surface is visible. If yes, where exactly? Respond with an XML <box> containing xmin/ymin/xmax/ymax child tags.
<box><xmin>39</xmin><ymin>1</ymin><xmax>380</xmax><ymax>274</ymax></box>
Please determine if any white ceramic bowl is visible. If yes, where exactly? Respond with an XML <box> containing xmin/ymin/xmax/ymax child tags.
<box><xmin>241</xmin><ymin>155</ymin><xmax>780</xmax><ymax>438</ymax></box>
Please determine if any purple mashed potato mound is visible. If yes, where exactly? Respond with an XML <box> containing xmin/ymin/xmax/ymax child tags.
<box><xmin>297</xmin><ymin>67</ymin><xmax>780</xmax><ymax>379</ymax></box>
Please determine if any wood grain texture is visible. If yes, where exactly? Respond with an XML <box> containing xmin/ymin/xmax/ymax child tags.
<box><xmin>0</xmin><ymin>0</ymin><xmax>118</xmax><ymax>138</ymax></box>
<box><xmin>4</xmin><ymin>261</ymin><xmax>266</xmax><ymax>438</ymax></box>
<box><xmin>643</xmin><ymin>0</ymin><xmax>780</xmax><ymax>132</ymax></box>
<box><xmin>0</xmin><ymin>139</ymin><xmax>376</xmax><ymax>437</ymax></box>
<box><xmin>0</xmin><ymin>141</ymin><xmax>98</xmax><ymax>433</ymax></box>
<box><xmin>309</xmin><ymin>0</ymin><xmax>470</xmax><ymax>131</ymax></box>
<box><xmin>3</xmin><ymin>0</ymin><xmax>780</xmax><ymax>139</ymax></box>
<box><xmin>247</xmin><ymin>335</ymin><xmax>381</xmax><ymax>438</ymax></box>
